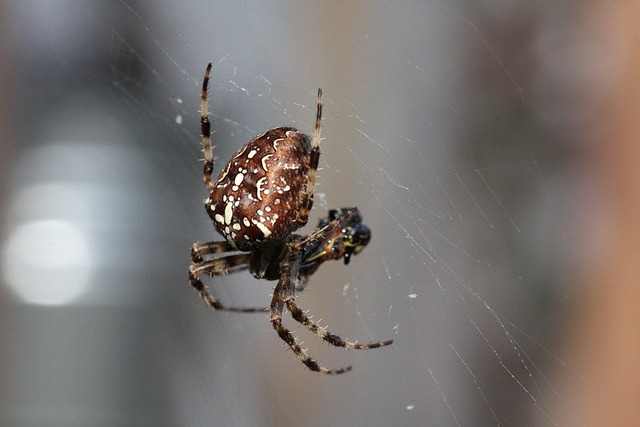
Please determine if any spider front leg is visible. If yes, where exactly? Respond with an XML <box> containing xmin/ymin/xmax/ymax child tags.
<box><xmin>189</xmin><ymin>252</ymin><xmax>268</xmax><ymax>313</ymax></box>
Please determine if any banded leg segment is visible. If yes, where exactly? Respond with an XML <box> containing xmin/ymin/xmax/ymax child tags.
<box><xmin>296</xmin><ymin>88</ymin><xmax>323</xmax><ymax>225</ymax></box>
<box><xmin>191</xmin><ymin>240</ymin><xmax>235</xmax><ymax>262</ymax></box>
<box><xmin>201</xmin><ymin>63</ymin><xmax>215</xmax><ymax>191</ymax></box>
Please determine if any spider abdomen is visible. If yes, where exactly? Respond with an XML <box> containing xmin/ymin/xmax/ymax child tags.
<box><xmin>206</xmin><ymin>127</ymin><xmax>313</xmax><ymax>251</ymax></box>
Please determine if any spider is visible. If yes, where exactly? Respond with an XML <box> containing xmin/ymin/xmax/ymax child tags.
<box><xmin>189</xmin><ymin>63</ymin><xmax>393</xmax><ymax>374</ymax></box>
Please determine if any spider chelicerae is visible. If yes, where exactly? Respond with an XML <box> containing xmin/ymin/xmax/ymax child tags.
<box><xmin>189</xmin><ymin>63</ymin><xmax>393</xmax><ymax>374</ymax></box>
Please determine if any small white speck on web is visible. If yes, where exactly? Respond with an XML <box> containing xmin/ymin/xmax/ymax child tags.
<box><xmin>342</xmin><ymin>283</ymin><xmax>350</xmax><ymax>296</ymax></box>
<box><xmin>175</xmin><ymin>114</ymin><xmax>183</xmax><ymax>125</ymax></box>
<box><xmin>407</xmin><ymin>293</ymin><xmax>417</xmax><ymax>299</ymax></box>
<box><xmin>406</xmin><ymin>404</ymin><xmax>415</xmax><ymax>411</ymax></box>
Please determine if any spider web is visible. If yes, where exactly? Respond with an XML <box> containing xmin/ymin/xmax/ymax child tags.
<box><xmin>1</xmin><ymin>1</ymin><xmax>591</xmax><ymax>426</ymax></box>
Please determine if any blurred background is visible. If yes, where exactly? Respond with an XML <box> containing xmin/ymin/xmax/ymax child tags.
<box><xmin>1</xmin><ymin>1</ymin><xmax>638</xmax><ymax>426</ymax></box>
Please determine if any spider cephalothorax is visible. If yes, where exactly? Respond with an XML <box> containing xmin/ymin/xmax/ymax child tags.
<box><xmin>189</xmin><ymin>63</ymin><xmax>392</xmax><ymax>374</ymax></box>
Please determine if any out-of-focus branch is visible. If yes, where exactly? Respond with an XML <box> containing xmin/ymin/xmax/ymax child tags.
<box><xmin>560</xmin><ymin>2</ymin><xmax>640</xmax><ymax>426</ymax></box>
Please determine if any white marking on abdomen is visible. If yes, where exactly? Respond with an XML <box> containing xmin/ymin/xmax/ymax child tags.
<box><xmin>256</xmin><ymin>176</ymin><xmax>267</xmax><ymax>201</ymax></box>
<box><xmin>273</xmin><ymin>137</ymin><xmax>284</xmax><ymax>151</ymax></box>
<box><xmin>261</xmin><ymin>154</ymin><xmax>273</xmax><ymax>171</ymax></box>
<box><xmin>224</xmin><ymin>202</ymin><xmax>233</xmax><ymax>225</ymax></box>
<box><xmin>252</xmin><ymin>219</ymin><xmax>272</xmax><ymax>238</ymax></box>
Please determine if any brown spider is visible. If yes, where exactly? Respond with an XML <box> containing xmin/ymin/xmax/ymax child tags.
<box><xmin>189</xmin><ymin>63</ymin><xmax>393</xmax><ymax>374</ymax></box>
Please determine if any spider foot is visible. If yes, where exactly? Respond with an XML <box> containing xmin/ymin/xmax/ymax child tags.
<box><xmin>348</xmin><ymin>338</ymin><xmax>394</xmax><ymax>349</ymax></box>
<box><xmin>306</xmin><ymin>359</ymin><xmax>352</xmax><ymax>375</ymax></box>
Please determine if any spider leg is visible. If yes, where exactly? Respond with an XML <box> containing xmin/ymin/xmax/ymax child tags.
<box><xmin>286</xmin><ymin>300</ymin><xmax>393</xmax><ymax>350</ymax></box>
<box><xmin>296</xmin><ymin>88</ymin><xmax>323</xmax><ymax>225</ymax></box>
<box><xmin>189</xmin><ymin>254</ymin><xmax>268</xmax><ymax>313</ymax></box>
<box><xmin>270</xmin><ymin>254</ymin><xmax>352</xmax><ymax>375</ymax></box>
<box><xmin>293</xmin><ymin>207</ymin><xmax>357</xmax><ymax>255</ymax></box>
<box><xmin>191</xmin><ymin>240</ymin><xmax>235</xmax><ymax>262</ymax></box>
<box><xmin>201</xmin><ymin>63</ymin><xmax>215</xmax><ymax>191</ymax></box>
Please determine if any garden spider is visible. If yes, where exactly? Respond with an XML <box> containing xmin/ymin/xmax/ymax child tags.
<box><xmin>189</xmin><ymin>63</ymin><xmax>393</xmax><ymax>374</ymax></box>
